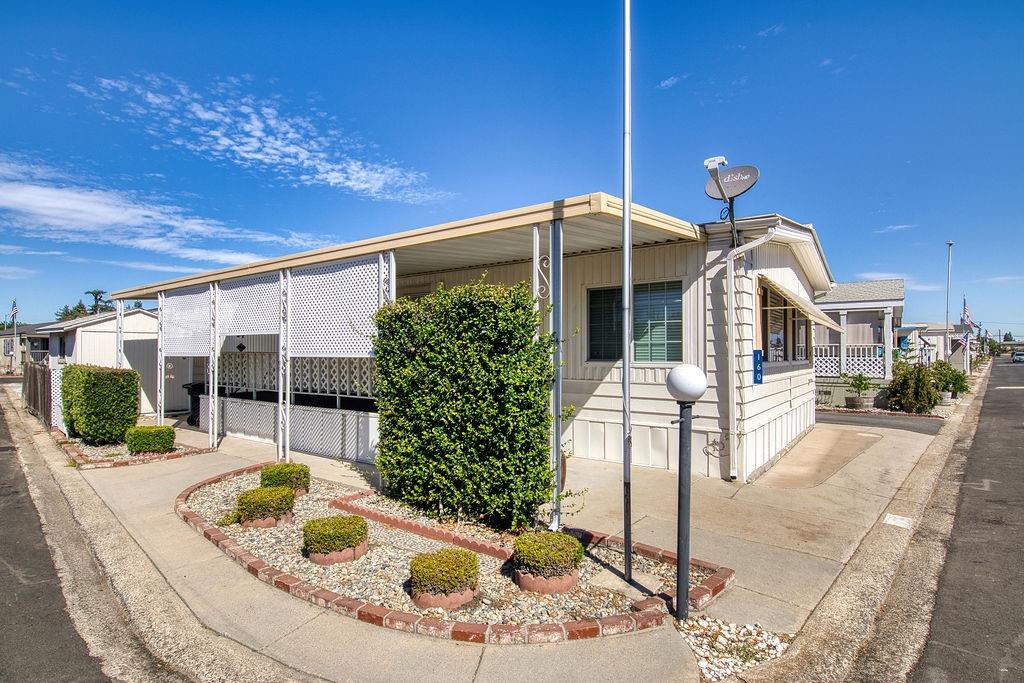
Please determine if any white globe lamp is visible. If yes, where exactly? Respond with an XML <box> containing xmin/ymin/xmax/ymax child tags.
<box><xmin>666</xmin><ymin>364</ymin><xmax>707</xmax><ymax>404</ymax></box>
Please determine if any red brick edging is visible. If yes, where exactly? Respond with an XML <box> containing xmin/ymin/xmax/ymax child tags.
<box><xmin>53</xmin><ymin>428</ymin><xmax>216</xmax><ymax>470</ymax></box>
<box><xmin>175</xmin><ymin>463</ymin><xmax>735</xmax><ymax>644</ymax></box>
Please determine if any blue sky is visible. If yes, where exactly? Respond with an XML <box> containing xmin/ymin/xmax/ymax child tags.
<box><xmin>2</xmin><ymin>1</ymin><xmax>1022</xmax><ymax>335</ymax></box>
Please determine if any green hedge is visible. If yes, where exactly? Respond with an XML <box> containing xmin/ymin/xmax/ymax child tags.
<box><xmin>373</xmin><ymin>280</ymin><xmax>554</xmax><ymax>530</ymax></box>
<box><xmin>887</xmin><ymin>362</ymin><xmax>940</xmax><ymax>413</ymax></box>
<box><xmin>236</xmin><ymin>486</ymin><xmax>294</xmax><ymax>522</ymax></box>
<box><xmin>409</xmin><ymin>547</ymin><xmax>478</xmax><ymax>595</ymax></box>
<box><xmin>303</xmin><ymin>515</ymin><xmax>368</xmax><ymax>554</ymax></box>
<box><xmin>261</xmin><ymin>463</ymin><xmax>311</xmax><ymax>491</ymax></box>
<box><xmin>126</xmin><ymin>426</ymin><xmax>175</xmax><ymax>454</ymax></box>
<box><xmin>61</xmin><ymin>364</ymin><xmax>140</xmax><ymax>443</ymax></box>
<box><xmin>512</xmin><ymin>531</ymin><xmax>584</xmax><ymax>578</ymax></box>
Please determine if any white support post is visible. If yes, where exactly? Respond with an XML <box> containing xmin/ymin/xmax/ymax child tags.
<box><xmin>284</xmin><ymin>270</ymin><xmax>292</xmax><ymax>462</ymax></box>
<box><xmin>115</xmin><ymin>299</ymin><xmax>124</xmax><ymax>369</ymax></box>
<box><xmin>157</xmin><ymin>293</ymin><xmax>165</xmax><ymax>425</ymax></box>
<box><xmin>208</xmin><ymin>283</ymin><xmax>219</xmax><ymax>449</ymax></box>
<box><xmin>839</xmin><ymin>310</ymin><xmax>848</xmax><ymax>375</ymax></box>
<box><xmin>883</xmin><ymin>307</ymin><xmax>894</xmax><ymax>379</ymax></box>
<box><xmin>549</xmin><ymin>219</ymin><xmax>563</xmax><ymax>530</ymax></box>
<box><xmin>387</xmin><ymin>251</ymin><xmax>397</xmax><ymax>303</ymax></box>
<box><xmin>277</xmin><ymin>270</ymin><xmax>288</xmax><ymax>461</ymax></box>
<box><xmin>377</xmin><ymin>252</ymin><xmax>385</xmax><ymax>310</ymax></box>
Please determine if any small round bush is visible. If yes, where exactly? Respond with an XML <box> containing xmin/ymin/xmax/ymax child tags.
<box><xmin>260</xmin><ymin>463</ymin><xmax>310</xmax><ymax>491</ymax></box>
<box><xmin>235</xmin><ymin>486</ymin><xmax>294</xmax><ymax>522</ymax></box>
<box><xmin>303</xmin><ymin>515</ymin><xmax>368</xmax><ymax>554</ymax></box>
<box><xmin>512</xmin><ymin>531</ymin><xmax>584</xmax><ymax>578</ymax></box>
<box><xmin>409</xmin><ymin>547</ymin><xmax>479</xmax><ymax>595</ymax></box>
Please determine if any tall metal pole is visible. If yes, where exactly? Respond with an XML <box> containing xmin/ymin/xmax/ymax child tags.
<box><xmin>675</xmin><ymin>400</ymin><xmax>693</xmax><ymax>621</ymax></box>
<box><xmin>621</xmin><ymin>0</ymin><xmax>634</xmax><ymax>582</ymax></box>
<box><xmin>945</xmin><ymin>241</ymin><xmax>954</xmax><ymax>358</ymax></box>
<box><xmin>550</xmin><ymin>219</ymin><xmax>564</xmax><ymax>530</ymax></box>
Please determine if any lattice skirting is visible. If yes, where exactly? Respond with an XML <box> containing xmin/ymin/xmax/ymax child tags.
<box><xmin>198</xmin><ymin>395</ymin><xmax>378</xmax><ymax>462</ymax></box>
<box><xmin>50</xmin><ymin>367</ymin><xmax>64</xmax><ymax>430</ymax></box>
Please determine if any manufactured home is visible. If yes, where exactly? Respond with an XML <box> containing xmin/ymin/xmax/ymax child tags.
<box><xmin>110</xmin><ymin>193</ymin><xmax>840</xmax><ymax>482</ymax></box>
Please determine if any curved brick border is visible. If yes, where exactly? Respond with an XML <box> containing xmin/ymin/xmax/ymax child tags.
<box><xmin>53</xmin><ymin>428</ymin><xmax>216</xmax><ymax>470</ymax></box>
<box><xmin>176</xmin><ymin>464</ymin><xmax>735</xmax><ymax>644</ymax></box>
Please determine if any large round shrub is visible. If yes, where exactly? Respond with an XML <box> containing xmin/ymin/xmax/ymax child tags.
<box><xmin>373</xmin><ymin>280</ymin><xmax>554</xmax><ymax>531</ymax></box>
<box><xmin>512</xmin><ymin>531</ymin><xmax>584</xmax><ymax>578</ymax></box>
<box><xmin>303</xmin><ymin>515</ymin><xmax>368</xmax><ymax>554</ymax></box>
<box><xmin>409</xmin><ymin>547</ymin><xmax>479</xmax><ymax>595</ymax></box>
<box><xmin>61</xmin><ymin>364</ymin><xmax>140</xmax><ymax>443</ymax></box>
<box><xmin>887</xmin><ymin>362</ymin><xmax>940</xmax><ymax>413</ymax></box>
<box><xmin>261</xmin><ymin>463</ymin><xmax>310</xmax><ymax>491</ymax></box>
<box><xmin>235</xmin><ymin>486</ymin><xmax>294</xmax><ymax>522</ymax></box>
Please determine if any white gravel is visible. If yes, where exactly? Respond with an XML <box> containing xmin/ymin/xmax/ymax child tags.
<box><xmin>70</xmin><ymin>438</ymin><xmax>191</xmax><ymax>462</ymax></box>
<box><xmin>186</xmin><ymin>473</ymin><xmax>709</xmax><ymax>625</ymax></box>
<box><xmin>676</xmin><ymin>615</ymin><xmax>791</xmax><ymax>682</ymax></box>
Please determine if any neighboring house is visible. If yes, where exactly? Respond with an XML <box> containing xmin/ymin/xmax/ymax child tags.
<box><xmin>0</xmin><ymin>322</ymin><xmax>54</xmax><ymax>374</ymax></box>
<box><xmin>32</xmin><ymin>309</ymin><xmax>188</xmax><ymax>431</ymax></box>
<box><xmin>110</xmin><ymin>193</ymin><xmax>841</xmax><ymax>483</ymax></box>
<box><xmin>812</xmin><ymin>279</ymin><xmax>904</xmax><ymax>406</ymax></box>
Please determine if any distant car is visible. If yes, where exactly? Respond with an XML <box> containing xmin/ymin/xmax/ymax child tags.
<box><xmin>1013</xmin><ymin>351</ymin><xmax>1024</xmax><ymax>363</ymax></box>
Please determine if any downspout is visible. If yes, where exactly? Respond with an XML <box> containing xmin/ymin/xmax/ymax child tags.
<box><xmin>725</xmin><ymin>226</ymin><xmax>778</xmax><ymax>481</ymax></box>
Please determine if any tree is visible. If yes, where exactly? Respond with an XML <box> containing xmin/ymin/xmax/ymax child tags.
<box><xmin>55</xmin><ymin>300</ymin><xmax>90</xmax><ymax>321</ymax></box>
<box><xmin>1004</xmin><ymin>332</ymin><xmax>1015</xmax><ymax>342</ymax></box>
<box><xmin>85</xmin><ymin>289</ymin><xmax>115</xmax><ymax>315</ymax></box>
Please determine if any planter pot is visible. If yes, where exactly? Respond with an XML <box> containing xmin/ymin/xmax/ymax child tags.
<box><xmin>411</xmin><ymin>586</ymin><xmax>477</xmax><ymax>610</ymax></box>
<box><xmin>240</xmin><ymin>511</ymin><xmax>293</xmax><ymax>529</ymax></box>
<box><xmin>308</xmin><ymin>539</ymin><xmax>368</xmax><ymax>565</ymax></box>
<box><xmin>940</xmin><ymin>391</ymin><xmax>953</xmax><ymax>406</ymax></box>
<box><xmin>513</xmin><ymin>568</ymin><xmax>579</xmax><ymax>595</ymax></box>
<box><xmin>845</xmin><ymin>395</ymin><xmax>873</xmax><ymax>410</ymax></box>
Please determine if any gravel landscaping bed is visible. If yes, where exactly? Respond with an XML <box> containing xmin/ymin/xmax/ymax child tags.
<box><xmin>186</xmin><ymin>473</ymin><xmax>709</xmax><ymax>625</ymax></box>
<box><xmin>676</xmin><ymin>615</ymin><xmax>791</xmax><ymax>682</ymax></box>
<box><xmin>69</xmin><ymin>438</ymin><xmax>194</xmax><ymax>462</ymax></box>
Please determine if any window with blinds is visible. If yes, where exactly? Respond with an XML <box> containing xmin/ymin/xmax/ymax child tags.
<box><xmin>760</xmin><ymin>285</ymin><xmax>812</xmax><ymax>363</ymax></box>
<box><xmin>588</xmin><ymin>281</ymin><xmax>683</xmax><ymax>362</ymax></box>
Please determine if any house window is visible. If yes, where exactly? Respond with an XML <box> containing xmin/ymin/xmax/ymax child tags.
<box><xmin>588</xmin><ymin>281</ymin><xmax>683</xmax><ymax>362</ymax></box>
<box><xmin>2</xmin><ymin>338</ymin><xmax>12</xmax><ymax>357</ymax></box>
<box><xmin>760</xmin><ymin>286</ymin><xmax>812</xmax><ymax>363</ymax></box>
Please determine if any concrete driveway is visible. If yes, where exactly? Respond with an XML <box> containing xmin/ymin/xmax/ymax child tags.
<box><xmin>562</xmin><ymin>422</ymin><xmax>936</xmax><ymax>634</ymax></box>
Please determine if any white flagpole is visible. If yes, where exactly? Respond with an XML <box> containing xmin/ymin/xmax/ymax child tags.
<box><xmin>621</xmin><ymin>0</ymin><xmax>634</xmax><ymax>582</ymax></box>
<box><xmin>11</xmin><ymin>303</ymin><xmax>16</xmax><ymax>373</ymax></box>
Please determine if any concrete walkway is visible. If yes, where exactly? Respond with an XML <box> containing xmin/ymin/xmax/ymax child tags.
<box><xmin>562</xmin><ymin>422</ymin><xmax>935</xmax><ymax>634</ymax></box>
<box><xmin>78</xmin><ymin>427</ymin><xmax>699</xmax><ymax>683</ymax></box>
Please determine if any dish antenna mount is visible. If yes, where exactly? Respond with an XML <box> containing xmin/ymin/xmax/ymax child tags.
<box><xmin>703</xmin><ymin>157</ymin><xmax>760</xmax><ymax>247</ymax></box>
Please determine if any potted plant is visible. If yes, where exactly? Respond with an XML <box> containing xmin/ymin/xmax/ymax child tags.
<box><xmin>261</xmin><ymin>462</ymin><xmax>311</xmax><ymax>497</ymax></box>
<box><xmin>409</xmin><ymin>547</ymin><xmax>479</xmax><ymax>609</ymax></box>
<box><xmin>930</xmin><ymin>361</ymin><xmax>956</xmax><ymax>404</ymax></box>
<box><xmin>840</xmin><ymin>372</ymin><xmax>877</xmax><ymax>409</ymax></box>
<box><xmin>949</xmin><ymin>369</ymin><xmax>970</xmax><ymax>399</ymax></box>
<box><xmin>303</xmin><ymin>515</ymin><xmax>368</xmax><ymax>565</ymax></box>
<box><xmin>234</xmin><ymin>486</ymin><xmax>295</xmax><ymax>528</ymax></box>
<box><xmin>511</xmin><ymin>530</ymin><xmax>584</xmax><ymax>595</ymax></box>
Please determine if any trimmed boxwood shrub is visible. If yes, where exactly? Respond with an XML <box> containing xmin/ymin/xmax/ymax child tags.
<box><xmin>409</xmin><ymin>547</ymin><xmax>479</xmax><ymax>595</ymax></box>
<box><xmin>373</xmin><ymin>280</ymin><xmax>554</xmax><ymax>530</ymax></box>
<box><xmin>512</xmin><ymin>531</ymin><xmax>584</xmax><ymax>578</ymax></box>
<box><xmin>260</xmin><ymin>463</ymin><xmax>311</xmax><ymax>491</ymax></box>
<box><xmin>303</xmin><ymin>515</ymin><xmax>368</xmax><ymax>554</ymax></box>
<box><xmin>61</xmin><ymin>364</ymin><xmax>140</xmax><ymax>443</ymax></box>
<box><xmin>887</xmin><ymin>362</ymin><xmax>940</xmax><ymax>413</ymax></box>
<box><xmin>235</xmin><ymin>486</ymin><xmax>294</xmax><ymax>522</ymax></box>
<box><xmin>126</xmin><ymin>425</ymin><xmax>175</xmax><ymax>454</ymax></box>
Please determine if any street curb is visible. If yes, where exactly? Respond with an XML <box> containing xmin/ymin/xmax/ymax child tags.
<box><xmin>729</xmin><ymin>362</ymin><xmax>993</xmax><ymax>683</ymax></box>
<box><xmin>177</xmin><ymin>466</ymin><xmax>735</xmax><ymax>644</ymax></box>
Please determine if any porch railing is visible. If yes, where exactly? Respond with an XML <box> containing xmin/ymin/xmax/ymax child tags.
<box><xmin>813</xmin><ymin>344</ymin><xmax>886</xmax><ymax>378</ymax></box>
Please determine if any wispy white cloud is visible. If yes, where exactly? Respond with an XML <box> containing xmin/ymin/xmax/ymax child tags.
<box><xmin>0</xmin><ymin>265</ymin><xmax>37</xmax><ymax>280</ymax></box>
<box><xmin>857</xmin><ymin>271</ymin><xmax>943</xmax><ymax>292</ymax></box>
<box><xmin>980</xmin><ymin>275</ymin><xmax>1024</xmax><ymax>284</ymax></box>
<box><xmin>0</xmin><ymin>243</ymin><xmax>65</xmax><ymax>256</ymax></box>
<box><xmin>63</xmin><ymin>255</ymin><xmax>201</xmax><ymax>274</ymax></box>
<box><xmin>64</xmin><ymin>72</ymin><xmax>450</xmax><ymax>203</ymax></box>
<box><xmin>657</xmin><ymin>74</ymin><xmax>687</xmax><ymax>90</ymax></box>
<box><xmin>820</xmin><ymin>58</ymin><xmax>833</xmax><ymax>67</ymax></box>
<box><xmin>757</xmin><ymin>23</ymin><xmax>784</xmax><ymax>37</ymax></box>
<box><xmin>0</xmin><ymin>154</ymin><xmax>330</xmax><ymax>267</ymax></box>
<box><xmin>872</xmin><ymin>223</ymin><xmax>914</xmax><ymax>234</ymax></box>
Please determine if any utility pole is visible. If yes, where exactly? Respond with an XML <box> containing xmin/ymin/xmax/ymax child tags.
<box><xmin>944</xmin><ymin>241</ymin><xmax>954</xmax><ymax>358</ymax></box>
<box><xmin>621</xmin><ymin>0</ymin><xmax>634</xmax><ymax>583</ymax></box>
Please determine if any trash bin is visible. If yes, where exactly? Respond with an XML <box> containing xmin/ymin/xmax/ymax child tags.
<box><xmin>182</xmin><ymin>382</ymin><xmax>206</xmax><ymax>426</ymax></box>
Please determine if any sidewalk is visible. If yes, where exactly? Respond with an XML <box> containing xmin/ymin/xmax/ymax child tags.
<box><xmin>75</xmin><ymin>425</ymin><xmax>700</xmax><ymax>682</ymax></box>
<box><xmin>562</xmin><ymin>422</ymin><xmax>936</xmax><ymax>634</ymax></box>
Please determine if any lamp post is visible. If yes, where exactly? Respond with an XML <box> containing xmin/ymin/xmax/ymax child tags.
<box><xmin>945</xmin><ymin>241</ymin><xmax>954</xmax><ymax>358</ymax></box>
<box><xmin>665</xmin><ymin>364</ymin><xmax>707</xmax><ymax>621</ymax></box>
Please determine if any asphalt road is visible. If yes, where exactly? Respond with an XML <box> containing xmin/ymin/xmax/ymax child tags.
<box><xmin>815</xmin><ymin>409</ymin><xmax>945</xmax><ymax>435</ymax></box>
<box><xmin>0</xmin><ymin>404</ymin><xmax>108</xmax><ymax>682</ymax></box>
<box><xmin>911</xmin><ymin>358</ymin><xmax>1024</xmax><ymax>682</ymax></box>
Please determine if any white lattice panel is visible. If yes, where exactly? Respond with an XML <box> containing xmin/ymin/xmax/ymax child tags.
<box><xmin>292</xmin><ymin>357</ymin><xmax>374</xmax><ymax>396</ymax></box>
<box><xmin>846</xmin><ymin>356</ymin><xmax>885</xmax><ymax>378</ymax></box>
<box><xmin>200</xmin><ymin>395</ymin><xmax>278</xmax><ymax>442</ymax></box>
<box><xmin>814</xmin><ymin>356</ymin><xmax>840</xmax><ymax>377</ymax></box>
<box><xmin>289</xmin><ymin>404</ymin><xmax>378</xmax><ymax>463</ymax></box>
<box><xmin>219</xmin><ymin>274</ymin><xmax>280</xmax><ymax>336</ymax></box>
<box><xmin>163</xmin><ymin>286</ymin><xmax>211</xmax><ymax>356</ymax></box>
<box><xmin>289</xmin><ymin>256</ymin><xmax>382</xmax><ymax>357</ymax></box>
<box><xmin>50</xmin><ymin>367</ymin><xmax>63</xmax><ymax>430</ymax></box>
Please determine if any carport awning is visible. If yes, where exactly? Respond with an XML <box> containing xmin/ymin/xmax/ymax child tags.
<box><xmin>760</xmin><ymin>276</ymin><xmax>844</xmax><ymax>333</ymax></box>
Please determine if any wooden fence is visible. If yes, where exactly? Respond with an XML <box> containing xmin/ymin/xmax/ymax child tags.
<box><xmin>22</xmin><ymin>361</ymin><xmax>50</xmax><ymax>426</ymax></box>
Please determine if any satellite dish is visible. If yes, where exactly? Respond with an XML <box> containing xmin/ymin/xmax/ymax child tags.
<box><xmin>704</xmin><ymin>164</ymin><xmax>760</xmax><ymax>200</ymax></box>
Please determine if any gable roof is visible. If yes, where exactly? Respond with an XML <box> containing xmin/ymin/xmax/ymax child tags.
<box><xmin>0</xmin><ymin>321</ymin><xmax>59</xmax><ymax>337</ymax></box>
<box><xmin>816</xmin><ymin>279</ymin><xmax>904</xmax><ymax>304</ymax></box>
<box><xmin>35</xmin><ymin>308</ymin><xmax>156</xmax><ymax>334</ymax></box>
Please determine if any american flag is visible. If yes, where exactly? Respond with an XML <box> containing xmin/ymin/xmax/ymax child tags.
<box><xmin>960</xmin><ymin>328</ymin><xmax>970</xmax><ymax>348</ymax></box>
<box><xmin>8</xmin><ymin>300</ymin><xmax>16</xmax><ymax>321</ymax></box>
<box><xmin>961</xmin><ymin>296</ymin><xmax>975</xmax><ymax>329</ymax></box>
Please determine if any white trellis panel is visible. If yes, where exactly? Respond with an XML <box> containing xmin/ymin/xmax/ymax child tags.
<box><xmin>218</xmin><ymin>274</ymin><xmax>280</xmax><ymax>336</ymax></box>
<box><xmin>163</xmin><ymin>286</ymin><xmax>212</xmax><ymax>356</ymax></box>
<box><xmin>847</xmin><ymin>356</ymin><xmax>885</xmax><ymax>378</ymax></box>
<box><xmin>50</xmin><ymin>367</ymin><xmax>64</xmax><ymax>430</ymax></box>
<box><xmin>290</xmin><ymin>404</ymin><xmax>378</xmax><ymax>463</ymax></box>
<box><xmin>289</xmin><ymin>255</ymin><xmax>388</xmax><ymax>358</ymax></box>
